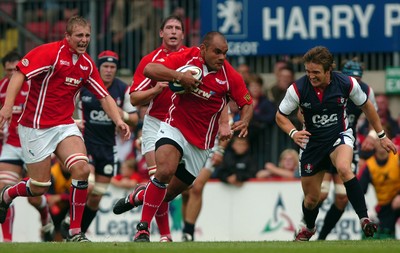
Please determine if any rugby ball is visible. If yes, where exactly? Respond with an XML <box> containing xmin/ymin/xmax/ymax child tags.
<box><xmin>168</xmin><ymin>65</ymin><xmax>202</xmax><ymax>94</ymax></box>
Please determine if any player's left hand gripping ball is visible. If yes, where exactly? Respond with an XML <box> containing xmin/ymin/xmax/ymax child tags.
<box><xmin>169</xmin><ymin>65</ymin><xmax>202</xmax><ymax>94</ymax></box>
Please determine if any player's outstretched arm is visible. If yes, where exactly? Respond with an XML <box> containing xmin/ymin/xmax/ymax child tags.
<box><xmin>0</xmin><ymin>71</ymin><xmax>25</xmax><ymax>128</ymax></box>
<box><xmin>231</xmin><ymin>103</ymin><xmax>253</xmax><ymax>138</ymax></box>
<box><xmin>100</xmin><ymin>95</ymin><xmax>131</xmax><ymax>141</ymax></box>
<box><xmin>130</xmin><ymin>82</ymin><xmax>168</xmax><ymax>106</ymax></box>
<box><xmin>361</xmin><ymin>100</ymin><xmax>397</xmax><ymax>154</ymax></box>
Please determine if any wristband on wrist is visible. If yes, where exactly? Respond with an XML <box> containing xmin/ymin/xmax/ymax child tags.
<box><xmin>148</xmin><ymin>165</ymin><xmax>157</xmax><ymax>176</ymax></box>
<box><xmin>123</xmin><ymin>111</ymin><xmax>129</xmax><ymax>121</ymax></box>
<box><xmin>377</xmin><ymin>130</ymin><xmax>386</xmax><ymax>140</ymax></box>
<box><xmin>289</xmin><ymin>128</ymin><xmax>298</xmax><ymax>139</ymax></box>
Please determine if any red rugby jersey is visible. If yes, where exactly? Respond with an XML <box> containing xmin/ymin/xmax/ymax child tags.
<box><xmin>16</xmin><ymin>39</ymin><xmax>108</xmax><ymax>129</ymax></box>
<box><xmin>157</xmin><ymin>47</ymin><xmax>252</xmax><ymax>149</ymax></box>
<box><xmin>130</xmin><ymin>45</ymin><xmax>187</xmax><ymax>120</ymax></box>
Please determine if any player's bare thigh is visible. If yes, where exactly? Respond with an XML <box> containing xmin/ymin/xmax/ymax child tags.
<box><xmin>25</xmin><ymin>156</ymin><xmax>52</xmax><ymax>185</ymax></box>
<box><xmin>330</xmin><ymin>144</ymin><xmax>354</xmax><ymax>181</ymax></box>
<box><xmin>54</xmin><ymin>135</ymin><xmax>90</xmax><ymax>180</ymax></box>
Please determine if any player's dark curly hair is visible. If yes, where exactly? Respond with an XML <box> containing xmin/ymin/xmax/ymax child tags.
<box><xmin>303</xmin><ymin>46</ymin><xmax>336</xmax><ymax>72</ymax></box>
<box><xmin>160</xmin><ymin>15</ymin><xmax>185</xmax><ymax>33</ymax></box>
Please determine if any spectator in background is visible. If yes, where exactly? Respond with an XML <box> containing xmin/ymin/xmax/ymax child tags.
<box><xmin>247</xmin><ymin>74</ymin><xmax>276</xmax><ymax>142</ymax></box>
<box><xmin>268</xmin><ymin>64</ymin><xmax>302</xmax><ymax>129</ymax></box>
<box><xmin>236</xmin><ymin>63</ymin><xmax>252</xmax><ymax>85</ymax></box>
<box><xmin>111</xmin><ymin>0</ymin><xmax>152</xmax><ymax>57</ymax></box>
<box><xmin>358</xmin><ymin>94</ymin><xmax>400</xmax><ymax>149</ymax></box>
<box><xmin>256</xmin><ymin>148</ymin><xmax>300</xmax><ymax>179</ymax></box>
<box><xmin>269</xmin><ymin>65</ymin><xmax>295</xmax><ymax>107</ymax></box>
<box><xmin>0</xmin><ymin>51</ymin><xmax>54</xmax><ymax>242</ymax></box>
<box><xmin>215</xmin><ymin>135</ymin><xmax>258</xmax><ymax>187</ymax></box>
<box><xmin>375</xmin><ymin>94</ymin><xmax>399</xmax><ymax>135</ymax></box>
<box><xmin>273</xmin><ymin>59</ymin><xmax>292</xmax><ymax>80</ymax></box>
<box><xmin>246</xmin><ymin>74</ymin><xmax>277</xmax><ymax>169</ymax></box>
<box><xmin>111</xmin><ymin>158</ymin><xmax>141</xmax><ymax>189</ymax></box>
<box><xmin>358</xmin><ymin>127</ymin><xmax>400</xmax><ymax>239</ymax></box>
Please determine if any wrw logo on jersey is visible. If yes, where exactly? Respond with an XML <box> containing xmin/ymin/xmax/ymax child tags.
<box><xmin>65</xmin><ymin>77</ymin><xmax>82</xmax><ymax>87</ymax></box>
<box><xmin>191</xmin><ymin>87</ymin><xmax>214</xmax><ymax>99</ymax></box>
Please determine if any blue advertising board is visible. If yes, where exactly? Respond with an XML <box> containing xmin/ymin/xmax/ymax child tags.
<box><xmin>200</xmin><ymin>0</ymin><xmax>400</xmax><ymax>56</ymax></box>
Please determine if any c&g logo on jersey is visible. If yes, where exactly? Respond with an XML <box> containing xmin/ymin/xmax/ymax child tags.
<box><xmin>312</xmin><ymin>113</ymin><xmax>338</xmax><ymax>127</ymax></box>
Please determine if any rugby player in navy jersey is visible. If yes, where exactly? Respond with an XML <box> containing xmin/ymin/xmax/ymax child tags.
<box><xmin>276</xmin><ymin>46</ymin><xmax>397</xmax><ymax>241</ymax></box>
<box><xmin>317</xmin><ymin>59</ymin><xmax>377</xmax><ymax>240</ymax></box>
<box><xmin>60</xmin><ymin>50</ymin><xmax>138</xmax><ymax>239</ymax></box>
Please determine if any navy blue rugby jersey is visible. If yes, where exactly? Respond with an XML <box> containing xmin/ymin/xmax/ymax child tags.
<box><xmin>279</xmin><ymin>72</ymin><xmax>367</xmax><ymax>143</ymax></box>
<box><xmin>78</xmin><ymin>78</ymin><xmax>136</xmax><ymax>146</ymax></box>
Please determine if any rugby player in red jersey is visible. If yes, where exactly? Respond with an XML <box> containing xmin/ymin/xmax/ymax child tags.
<box><xmin>126</xmin><ymin>31</ymin><xmax>253</xmax><ymax>242</ymax></box>
<box><xmin>0</xmin><ymin>16</ymin><xmax>130</xmax><ymax>242</ymax></box>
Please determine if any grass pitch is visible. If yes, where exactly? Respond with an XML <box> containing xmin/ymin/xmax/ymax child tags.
<box><xmin>0</xmin><ymin>240</ymin><xmax>399</xmax><ymax>253</ymax></box>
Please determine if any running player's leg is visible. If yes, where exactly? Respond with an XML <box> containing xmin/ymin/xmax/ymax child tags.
<box><xmin>330</xmin><ymin>143</ymin><xmax>377</xmax><ymax>237</ymax></box>
<box><xmin>295</xmin><ymin>171</ymin><xmax>324</xmax><ymax>241</ymax></box>
<box><xmin>134</xmin><ymin>141</ymin><xmax>180</xmax><ymax>242</ymax></box>
<box><xmin>55</xmin><ymin>135</ymin><xmax>91</xmax><ymax>241</ymax></box>
<box><xmin>27</xmin><ymin>194</ymin><xmax>55</xmax><ymax>241</ymax></box>
<box><xmin>0</xmin><ymin>162</ymin><xmax>21</xmax><ymax>241</ymax></box>
<box><xmin>318</xmin><ymin>171</ymin><xmax>348</xmax><ymax>240</ymax></box>
<box><xmin>81</xmin><ymin>144</ymin><xmax>117</xmax><ymax>233</ymax></box>
<box><xmin>182</xmin><ymin>168</ymin><xmax>212</xmax><ymax>241</ymax></box>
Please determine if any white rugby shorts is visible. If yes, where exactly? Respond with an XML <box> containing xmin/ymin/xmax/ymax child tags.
<box><xmin>18</xmin><ymin>123</ymin><xmax>83</xmax><ymax>164</ymax></box>
<box><xmin>0</xmin><ymin>144</ymin><xmax>24</xmax><ymax>162</ymax></box>
<box><xmin>157</xmin><ymin>122</ymin><xmax>211</xmax><ymax>177</ymax></box>
<box><xmin>141</xmin><ymin>114</ymin><xmax>162</xmax><ymax>155</ymax></box>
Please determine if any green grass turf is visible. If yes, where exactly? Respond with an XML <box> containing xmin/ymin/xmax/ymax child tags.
<box><xmin>0</xmin><ymin>240</ymin><xmax>399</xmax><ymax>253</ymax></box>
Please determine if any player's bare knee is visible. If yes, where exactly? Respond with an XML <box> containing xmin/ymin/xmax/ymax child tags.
<box><xmin>337</xmin><ymin>168</ymin><xmax>354</xmax><ymax>181</ymax></box>
<box><xmin>191</xmin><ymin>184</ymin><xmax>204</xmax><ymax>196</ymax></box>
<box><xmin>304</xmin><ymin>195</ymin><xmax>320</xmax><ymax>209</ymax></box>
<box><xmin>28</xmin><ymin>178</ymin><xmax>51</xmax><ymax>196</ymax></box>
<box><xmin>65</xmin><ymin>153</ymin><xmax>90</xmax><ymax>178</ymax></box>
<box><xmin>154</xmin><ymin>172</ymin><xmax>173</xmax><ymax>184</ymax></box>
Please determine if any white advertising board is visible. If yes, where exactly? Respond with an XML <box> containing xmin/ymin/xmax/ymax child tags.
<box><xmin>2</xmin><ymin>180</ymin><xmax>398</xmax><ymax>242</ymax></box>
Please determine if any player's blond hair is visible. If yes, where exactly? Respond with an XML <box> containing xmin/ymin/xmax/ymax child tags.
<box><xmin>66</xmin><ymin>15</ymin><xmax>91</xmax><ymax>35</ymax></box>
